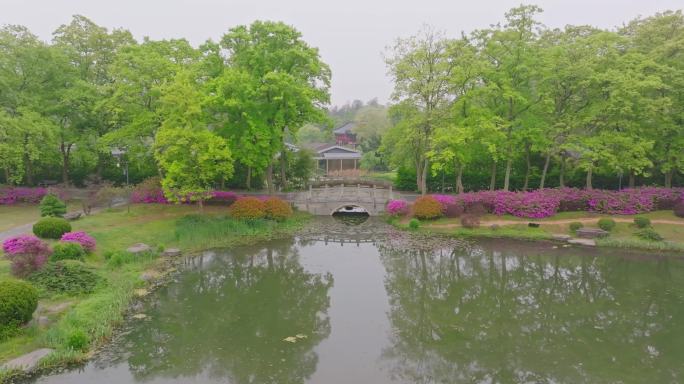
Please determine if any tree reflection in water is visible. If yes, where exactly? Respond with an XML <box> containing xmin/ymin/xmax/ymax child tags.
<box><xmin>379</xmin><ymin>242</ymin><xmax>684</xmax><ymax>383</ymax></box>
<box><xmin>110</xmin><ymin>238</ymin><xmax>333</xmax><ymax>384</ymax></box>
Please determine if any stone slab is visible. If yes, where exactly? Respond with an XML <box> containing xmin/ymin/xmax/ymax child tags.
<box><xmin>552</xmin><ymin>234</ymin><xmax>572</xmax><ymax>241</ymax></box>
<box><xmin>127</xmin><ymin>243</ymin><xmax>152</xmax><ymax>254</ymax></box>
<box><xmin>576</xmin><ymin>228</ymin><xmax>609</xmax><ymax>239</ymax></box>
<box><xmin>567</xmin><ymin>238</ymin><xmax>596</xmax><ymax>246</ymax></box>
<box><xmin>1</xmin><ymin>348</ymin><xmax>53</xmax><ymax>372</ymax></box>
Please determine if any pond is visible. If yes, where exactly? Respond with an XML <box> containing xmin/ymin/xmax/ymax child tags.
<box><xmin>29</xmin><ymin>218</ymin><xmax>684</xmax><ymax>384</ymax></box>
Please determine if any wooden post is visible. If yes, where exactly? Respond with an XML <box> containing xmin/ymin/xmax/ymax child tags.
<box><xmin>326</xmin><ymin>159</ymin><xmax>329</xmax><ymax>175</ymax></box>
<box><xmin>309</xmin><ymin>184</ymin><xmax>313</xmax><ymax>199</ymax></box>
<box><xmin>389</xmin><ymin>185</ymin><xmax>394</xmax><ymax>200</ymax></box>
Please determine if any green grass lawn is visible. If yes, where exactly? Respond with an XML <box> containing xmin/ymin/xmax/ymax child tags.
<box><xmin>0</xmin><ymin>202</ymin><xmax>79</xmax><ymax>233</ymax></box>
<box><xmin>417</xmin><ymin>210</ymin><xmax>684</xmax><ymax>251</ymax></box>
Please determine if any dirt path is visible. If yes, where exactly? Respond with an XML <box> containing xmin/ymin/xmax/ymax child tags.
<box><xmin>426</xmin><ymin>217</ymin><xmax>684</xmax><ymax>229</ymax></box>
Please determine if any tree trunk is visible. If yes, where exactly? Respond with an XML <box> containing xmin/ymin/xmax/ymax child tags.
<box><xmin>539</xmin><ymin>152</ymin><xmax>551</xmax><ymax>190</ymax></box>
<box><xmin>3</xmin><ymin>168</ymin><xmax>10</xmax><ymax>184</ymax></box>
<box><xmin>664</xmin><ymin>170</ymin><xmax>673</xmax><ymax>188</ymax></box>
<box><xmin>24</xmin><ymin>158</ymin><xmax>34</xmax><ymax>186</ymax></box>
<box><xmin>559</xmin><ymin>156</ymin><xmax>566</xmax><ymax>188</ymax></box>
<box><xmin>522</xmin><ymin>144</ymin><xmax>531</xmax><ymax>191</ymax></box>
<box><xmin>455</xmin><ymin>161</ymin><xmax>464</xmax><ymax>194</ymax></box>
<box><xmin>586</xmin><ymin>166</ymin><xmax>593</xmax><ymax>190</ymax></box>
<box><xmin>489</xmin><ymin>161</ymin><xmax>497</xmax><ymax>191</ymax></box>
<box><xmin>266</xmin><ymin>163</ymin><xmax>274</xmax><ymax>195</ymax></box>
<box><xmin>420</xmin><ymin>160</ymin><xmax>428</xmax><ymax>195</ymax></box>
<box><xmin>503</xmin><ymin>157</ymin><xmax>512</xmax><ymax>191</ymax></box>
<box><xmin>279</xmin><ymin>149</ymin><xmax>287</xmax><ymax>191</ymax></box>
<box><xmin>246</xmin><ymin>166</ymin><xmax>252</xmax><ymax>190</ymax></box>
<box><xmin>60</xmin><ymin>142</ymin><xmax>71</xmax><ymax>185</ymax></box>
<box><xmin>198</xmin><ymin>198</ymin><xmax>204</xmax><ymax>214</ymax></box>
<box><xmin>628</xmin><ymin>170</ymin><xmax>635</xmax><ymax>189</ymax></box>
<box><xmin>415</xmin><ymin>159</ymin><xmax>423</xmax><ymax>193</ymax></box>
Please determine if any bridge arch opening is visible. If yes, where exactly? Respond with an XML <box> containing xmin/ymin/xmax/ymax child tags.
<box><xmin>331</xmin><ymin>204</ymin><xmax>370</xmax><ymax>225</ymax></box>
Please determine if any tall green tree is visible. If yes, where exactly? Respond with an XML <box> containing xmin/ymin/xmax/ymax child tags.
<box><xmin>220</xmin><ymin>21</ymin><xmax>330</xmax><ymax>193</ymax></box>
<box><xmin>385</xmin><ymin>27</ymin><xmax>456</xmax><ymax>194</ymax></box>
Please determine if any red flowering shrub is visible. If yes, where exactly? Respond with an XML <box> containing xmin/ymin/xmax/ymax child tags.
<box><xmin>263</xmin><ymin>197</ymin><xmax>293</xmax><ymax>221</ymax></box>
<box><xmin>229</xmin><ymin>197</ymin><xmax>266</xmax><ymax>220</ymax></box>
<box><xmin>413</xmin><ymin>196</ymin><xmax>443</xmax><ymax>220</ymax></box>
<box><xmin>1</xmin><ymin>235</ymin><xmax>51</xmax><ymax>277</ymax></box>
<box><xmin>445</xmin><ymin>203</ymin><xmax>464</xmax><ymax>218</ymax></box>
<box><xmin>674</xmin><ymin>202</ymin><xmax>684</xmax><ymax>218</ymax></box>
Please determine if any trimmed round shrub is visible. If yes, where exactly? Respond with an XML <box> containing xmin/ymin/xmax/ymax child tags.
<box><xmin>39</xmin><ymin>194</ymin><xmax>67</xmax><ymax>217</ymax></box>
<box><xmin>597</xmin><ymin>218</ymin><xmax>616</xmax><ymax>232</ymax></box>
<box><xmin>33</xmin><ymin>217</ymin><xmax>71</xmax><ymax>239</ymax></box>
<box><xmin>634</xmin><ymin>216</ymin><xmax>651</xmax><ymax>228</ymax></box>
<box><xmin>60</xmin><ymin>231</ymin><xmax>96</xmax><ymax>253</ymax></box>
<box><xmin>569</xmin><ymin>222</ymin><xmax>584</xmax><ymax>232</ymax></box>
<box><xmin>263</xmin><ymin>197</ymin><xmax>293</xmax><ymax>221</ymax></box>
<box><xmin>50</xmin><ymin>242</ymin><xmax>85</xmax><ymax>262</ymax></box>
<box><xmin>412</xmin><ymin>196</ymin><xmax>443</xmax><ymax>220</ymax></box>
<box><xmin>445</xmin><ymin>203</ymin><xmax>464</xmax><ymax>218</ymax></box>
<box><xmin>28</xmin><ymin>261</ymin><xmax>102</xmax><ymax>295</ymax></box>
<box><xmin>408</xmin><ymin>218</ymin><xmax>420</xmax><ymax>230</ymax></box>
<box><xmin>229</xmin><ymin>197</ymin><xmax>266</xmax><ymax>220</ymax></box>
<box><xmin>0</xmin><ymin>280</ymin><xmax>39</xmax><ymax>339</ymax></box>
<box><xmin>674</xmin><ymin>202</ymin><xmax>684</xmax><ymax>218</ymax></box>
<box><xmin>635</xmin><ymin>228</ymin><xmax>663</xmax><ymax>242</ymax></box>
<box><xmin>461</xmin><ymin>214</ymin><xmax>480</xmax><ymax>229</ymax></box>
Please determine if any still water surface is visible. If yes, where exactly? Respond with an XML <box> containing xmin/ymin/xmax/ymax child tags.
<box><xmin>31</xmin><ymin>218</ymin><xmax>684</xmax><ymax>384</ymax></box>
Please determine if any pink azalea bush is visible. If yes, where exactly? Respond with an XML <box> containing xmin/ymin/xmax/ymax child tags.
<box><xmin>427</xmin><ymin>187</ymin><xmax>684</xmax><ymax>219</ymax></box>
<box><xmin>130</xmin><ymin>188</ymin><xmax>240</xmax><ymax>205</ymax></box>
<box><xmin>60</xmin><ymin>231</ymin><xmax>97</xmax><ymax>253</ymax></box>
<box><xmin>387</xmin><ymin>199</ymin><xmax>409</xmax><ymax>216</ymax></box>
<box><xmin>1</xmin><ymin>235</ymin><xmax>51</xmax><ymax>277</ymax></box>
<box><xmin>430</xmin><ymin>194</ymin><xmax>457</xmax><ymax>212</ymax></box>
<box><xmin>0</xmin><ymin>187</ymin><xmax>48</xmax><ymax>205</ymax></box>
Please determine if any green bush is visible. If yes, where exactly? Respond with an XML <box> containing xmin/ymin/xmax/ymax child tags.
<box><xmin>33</xmin><ymin>217</ymin><xmax>72</xmax><ymax>239</ymax></box>
<box><xmin>408</xmin><ymin>218</ymin><xmax>420</xmax><ymax>230</ymax></box>
<box><xmin>597</xmin><ymin>218</ymin><xmax>616</xmax><ymax>232</ymax></box>
<box><xmin>569</xmin><ymin>222</ymin><xmax>584</xmax><ymax>232</ymax></box>
<box><xmin>50</xmin><ymin>242</ymin><xmax>85</xmax><ymax>262</ymax></box>
<box><xmin>634</xmin><ymin>216</ymin><xmax>651</xmax><ymax>228</ymax></box>
<box><xmin>27</xmin><ymin>261</ymin><xmax>102</xmax><ymax>295</ymax></box>
<box><xmin>635</xmin><ymin>228</ymin><xmax>663</xmax><ymax>242</ymax></box>
<box><xmin>0</xmin><ymin>280</ymin><xmax>39</xmax><ymax>340</ymax></box>
<box><xmin>66</xmin><ymin>329</ymin><xmax>89</xmax><ymax>351</ymax></box>
<box><xmin>40</xmin><ymin>194</ymin><xmax>67</xmax><ymax>217</ymax></box>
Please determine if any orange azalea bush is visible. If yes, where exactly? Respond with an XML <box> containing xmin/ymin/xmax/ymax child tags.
<box><xmin>412</xmin><ymin>196</ymin><xmax>443</xmax><ymax>220</ymax></box>
<box><xmin>264</xmin><ymin>197</ymin><xmax>293</xmax><ymax>221</ymax></box>
<box><xmin>229</xmin><ymin>197</ymin><xmax>266</xmax><ymax>220</ymax></box>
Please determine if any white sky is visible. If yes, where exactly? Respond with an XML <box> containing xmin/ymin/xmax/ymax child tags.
<box><xmin>1</xmin><ymin>0</ymin><xmax>682</xmax><ymax>106</ymax></box>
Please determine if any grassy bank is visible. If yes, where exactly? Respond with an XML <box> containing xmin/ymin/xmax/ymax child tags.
<box><xmin>0</xmin><ymin>204</ymin><xmax>308</xmax><ymax>381</ymax></box>
<box><xmin>392</xmin><ymin>211</ymin><xmax>684</xmax><ymax>252</ymax></box>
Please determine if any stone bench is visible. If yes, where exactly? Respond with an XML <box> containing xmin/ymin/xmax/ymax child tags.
<box><xmin>64</xmin><ymin>212</ymin><xmax>82</xmax><ymax>221</ymax></box>
<box><xmin>576</xmin><ymin>228</ymin><xmax>609</xmax><ymax>239</ymax></box>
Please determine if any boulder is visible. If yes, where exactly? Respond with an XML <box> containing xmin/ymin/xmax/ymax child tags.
<box><xmin>576</xmin><ymin>228</ymin><xmax>609</xmax><ymax>239</ymax></box>
<box><xmin>162</xmin><ymin>248</ymin><xmax>181</xmax><ymax>257</ymax></box>
<box><xmin>1</xmin><ymin>348</ymin><xmax>54</xmax><ymax>372</ymax></box>
<box><xmin>63</xmin><ymin>212</ymin><xmax>82</xmax><ymax>221</ymax></box>
<box><xmin>127</xmin><ymin>243</ymin><xmax>152</xmax><ymax>254</ymax></box>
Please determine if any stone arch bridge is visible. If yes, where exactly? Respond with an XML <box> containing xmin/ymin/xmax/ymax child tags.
<box><xmin>279</xmin><ymin>180</ymin><xmax>418</xmax><ymax>216</ymax></box>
